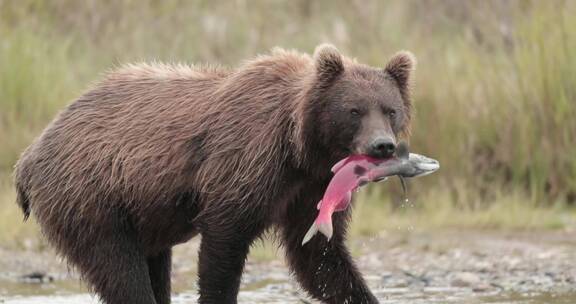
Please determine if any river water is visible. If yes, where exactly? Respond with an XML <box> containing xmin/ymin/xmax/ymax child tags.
<box><xmin>2</xmin><ymin>230</ymin><xmax>575</xmax><ymax>303</ymax></box>
<box><xmin>2</xmin><ymin>277</ymin><xmax>576</xmax><ymax>303</ymax></box>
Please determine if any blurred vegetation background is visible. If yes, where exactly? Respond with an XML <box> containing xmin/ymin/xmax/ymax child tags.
<box><xmin>1</xmin><ymin>0</ymin><xmax>575</xmax><ymax>248</ymax></box>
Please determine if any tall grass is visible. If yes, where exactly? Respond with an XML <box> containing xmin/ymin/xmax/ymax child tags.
<box><xmin>409</xmin><ymin>0</ymin><xmax>576</xmax><ymax>203</ymax></box>
<box><xmin>0</xmin><ymin>0</ymin><xmax>575</xmax><ymax>247</ymax></box>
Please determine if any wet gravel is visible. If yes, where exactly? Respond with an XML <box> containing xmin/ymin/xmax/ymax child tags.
<box><xmin>354</xmin><ymin>230</ymin><xmax>576</xmax><ymax>295</ymax></box>
<box><xmin>1</xmin><ymin>230</ymin><xmax>575</xmax><ymax>303</ymax></box>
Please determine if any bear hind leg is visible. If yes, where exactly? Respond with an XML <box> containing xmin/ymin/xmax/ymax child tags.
<box><xmin>72</xmin><ymin>231</ymin><xmax>157</xmax><ymax>304</ymax></box>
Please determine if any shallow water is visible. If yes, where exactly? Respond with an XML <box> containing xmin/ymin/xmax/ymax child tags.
<box><xmin>2</xmin><ymin>230</ymin><xmax>575</xmax><ymax>303</ymax></box>
<box><xmin>2</xmin><ymin>275</ymin><xmax>576</xmax><ymax>304</ymax></box>
<box><xmin>3</xmin><ymin>289</ymin><xmax>576</xmax><ymax>303</ymax></box>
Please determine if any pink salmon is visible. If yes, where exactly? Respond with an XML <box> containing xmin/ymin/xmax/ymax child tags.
<box><xmin>302</xmin><ymin>143</ymin><xmax>439</xmax><ymax>245</ymax></box>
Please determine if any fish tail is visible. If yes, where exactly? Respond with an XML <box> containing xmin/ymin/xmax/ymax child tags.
<box><xmin>302</xmin><ymin>223</ymin><xmax>319</xmax><ymax>245</ymax></box>
<box><xmin>317</xmin><ymin>221</ymin><xmax>334</xmax><ymax>241</ymax></box>
<box><xmin>301</xmin><ymin>220</ymin><xmax>334</xmax><ymax>245</ymax></box>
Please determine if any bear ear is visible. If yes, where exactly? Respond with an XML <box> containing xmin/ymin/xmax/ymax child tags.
<box><xmin>313</xmin><ymin>44</ymin><xmax>344</xmax><ymax>84</ymax></box>
<box><xmin>385</xmin><ymin>51</ymin><xmax>416</xmax><ymax>93</ymax></box>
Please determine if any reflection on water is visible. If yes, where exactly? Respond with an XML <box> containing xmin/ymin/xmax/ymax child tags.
<box><xmin>2</xmin><ymin>278</ymin><xmax>576</xmax><ymax>304</ymax></box>
<box><xmin>3</xmin><ymin>230</ymin><xmax>575</xmax><ymax>303</ymax></box>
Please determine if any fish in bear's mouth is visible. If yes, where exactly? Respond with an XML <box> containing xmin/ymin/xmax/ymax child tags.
<box><xmin>302</xmin><ymin>142</ymin><xmax>439</xmax><ymax>245</ymax></box>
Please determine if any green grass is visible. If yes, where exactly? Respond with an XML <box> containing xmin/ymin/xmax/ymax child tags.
<box><xmin>1</xmin><ymin>0</ymin><xmax>576</xmax><ymax>249</ymax></box>
<box><xmin>0</xmin><ymin>176</ymin><xmax>42</xmax><ymax>249</ymax></box>
<box><xmin>351</xmin><ymin>184</ymin><xmax>573</xmax><ymax>238</ymax></box>
<box><xmin>248</xmin><ymin>237</ymin><xmax>281</xmax><ymax>263</ymax></box>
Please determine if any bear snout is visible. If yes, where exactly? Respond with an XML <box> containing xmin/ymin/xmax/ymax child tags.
<box><xmin>367</xmin><ymin>137</ymin><xmax>396</xmax><ymax>159</ymax></box>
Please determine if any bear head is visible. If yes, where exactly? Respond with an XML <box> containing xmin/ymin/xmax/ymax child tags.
<box><xmin>294</xmin><ymin>44</ymin><xmax>416</xmax><ymax>168</ymax></box>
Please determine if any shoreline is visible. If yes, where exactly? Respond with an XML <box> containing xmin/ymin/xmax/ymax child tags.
<box><xmin>1</xmin><ymin>229</ymin><xmax>575</xmax><ymax>303</ymax></box>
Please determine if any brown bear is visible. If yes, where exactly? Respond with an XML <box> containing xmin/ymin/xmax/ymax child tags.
<box><xmin>14</xmin><ymin>44</ymin><xmax>415</xmax><ymax>304</ymax></box>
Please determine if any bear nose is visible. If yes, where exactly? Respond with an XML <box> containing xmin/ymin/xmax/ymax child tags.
<box><xmin>368</xmin><ymin>138</ymin><xmax>396</xmax><ymax>159</ymax></box>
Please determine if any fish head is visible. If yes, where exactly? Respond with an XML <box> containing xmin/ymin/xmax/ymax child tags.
<box><xmin>404</xmin><ymin>153</ymin><xmax>440</xmax><ymax>177</ymax></box>
<box><xmin>361</xmin><ymin>142</ymin><xmax>439</xmax><ymax>180</ymax></box>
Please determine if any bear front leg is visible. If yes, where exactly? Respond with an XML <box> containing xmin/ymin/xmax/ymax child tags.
<box><xmin>281</xmin><ymin>205</ymin><xmax>378</xmax><ymax>303</ymax></box>
<box><xmin>196</xmin><ymin>207</ymin><xmax>267</xmax><ymax>304</ymax></box>
<box><xmin>148</xmin><ymin>249</ymin><xmax>172</xmax><ymax>304</ymax></box>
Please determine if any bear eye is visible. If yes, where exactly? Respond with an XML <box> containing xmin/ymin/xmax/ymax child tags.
<box><xmin>350</xmin><ymin>108</ymin><xmax>360</xmax><ymax>116</ymax></box>
<box><xmin>388</xmin><ymin>109</ymin><xmax>397</xmax><ymax>118</ymax></box>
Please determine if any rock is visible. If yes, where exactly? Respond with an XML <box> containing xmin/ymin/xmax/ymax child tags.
<box><xmin>472</xmin><ymin>283</ymin><xmax>493</xmax><ymax>292</ymax></box>
<box><xmin>19</xmin><ymin>271</ymin><xmax>54</xmax><ymax>284</ymax></box>
<box><xmin>451</xmin><ymin>272</ymin><xmax>481</xmax><ymax>287</ymax></box>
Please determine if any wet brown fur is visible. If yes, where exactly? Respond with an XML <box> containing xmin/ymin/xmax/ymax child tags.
<box><xmin>14</xmin><ymin>44</ymin><xmax>415</xmax><ymax>304</ymax></box>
